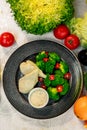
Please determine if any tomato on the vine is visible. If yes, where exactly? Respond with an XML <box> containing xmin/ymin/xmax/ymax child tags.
<box><xmin>64</xmin><ymin>34</ymin><xmax>80</xmax><ymax>50</ymax></box>
<box><xmin>53</xmin><ymin>24</ymin><xmax>70</xmax><ymax>39</ymax></box>
<box><xmin>0</xmin><ymin>32</ymin><xmax>15</xmax><ymax>47</ymax></box>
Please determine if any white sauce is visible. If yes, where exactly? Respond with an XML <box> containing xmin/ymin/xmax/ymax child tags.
<box><xmin>29</xmin><ymin>88</ymin><xmax>48</xmax><ymax>108</ymax></box>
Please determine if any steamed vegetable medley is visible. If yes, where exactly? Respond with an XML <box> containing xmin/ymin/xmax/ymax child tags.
<box><xmin>36</xmin><ymin>51</ymin><xmax>71</xmax><ymax>101</ymax></box>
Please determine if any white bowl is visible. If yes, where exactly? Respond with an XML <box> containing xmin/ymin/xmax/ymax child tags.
<box><xmin>28</xmin><ymin>88</ymin><xmax>49</xmax><ymax>109</ymax></box>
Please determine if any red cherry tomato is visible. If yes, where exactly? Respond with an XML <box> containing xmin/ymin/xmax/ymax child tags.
<box><xmin>45</xmin><ymin>51</ymin><xmax>49</xmax><ymax>56</ymax></box>
<box><xmin>49</xmin><ymin>75</ymin><xmax>55</xmax><ymax>80</ymax></box>
<box><xmin>55</xmin><ymin>63</ymin><xmax>60</xmax><ymax>69</ymax></box>
<box><xmin>64</xmin><ymin>34</ymin><xmax>80</xmax><ymax>50</ymax></box>
<box><xmin>56</xmin><ymin>85</ymin><xmax>63</xmax><ymax>92</ymax></box>
<box><xmin>43</xmin><ymin>57</ymin><xmax>49</xmax><ymax>62</ymax></box>
<box><xmin>38</xmin><ymin>77</ymin><xmax>43</xmax><ymax>82</ymax></box>
<box><xmin>53</xmin><ymin>24</ymin><xmax>70</xmax><ymax>39</ymax></box>
<box><xmin>64</xmin><ymin>72</ymin><xmax>71</xmax><ymax>80</ymax></box>
<box><xmin>41</xmin><ymin>84</ymin><xmax>47</xmax><ymax>90</ymax></box>
<box><xmin>0</xmin><ymin>32</ymin><xmax>15</xmax><ymax>47</ymax></box>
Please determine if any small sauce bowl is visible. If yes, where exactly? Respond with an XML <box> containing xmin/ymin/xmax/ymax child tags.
<box><xmin>28</xmin><ymin>88</ymin><xmax>49</xmax><ymax>109</ymax></box>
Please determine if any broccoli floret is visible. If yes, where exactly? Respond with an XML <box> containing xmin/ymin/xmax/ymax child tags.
<box><xmin>54</xmin><ymin>70</ymin><xmax>64</xmax><ymax>77</ymax></box>
<box><xmin>44</xmin><ymin>74</ymin><xmax>51</xmax><ymax>87</ymax></box>
<box><xmin>36</xmin><ymin>60</ymin><xmax>45</xmax><ymax>71</ymax></box>
<box><xmin>36</xmin><ymin>51</ymin><xmax>59</xmax><ymax>74</ymax></box>
<box><xmin>60</xmin><ymin>80</ymin><xmax>70</xmax><ymax>95</ymax></box>
<box><xmin>59</xmin><ymin>61</ymin><xmax>69</xmax><ymax>74</ymax></box>
<box><xmin>47</xmin><ymin>87</ymin><xmax>60</xmax><ymax>101</ymax></box>
<box><xmin>49</xmin><ymin>52</ymin><xmax>61</xmax><ymax>62</ymax></box>
<box><xmin>51</xmin><ymin>74</ymin><xmax>65</xmax><ymax>86</ymax></box>
<box><xmin>45</xmin><ymin>61</ymin><xmax>54</xmax><ymax>74</ymax></box>
<box><xmin>49</xmin><ymin>57</ymin><xmax>56</xmax><ymax>66</ymax></box>
<box><xmin>36</xmin><ymin>51</ymin><xmax>47</xmax><ymax>61</ymax></box>
<box><xmin>7</xmin><ymin>0</ymin><xmax>74</xmax><ymax>35</ymax></box>
<box><xmin>44</xmin><ymin>73</ymin><xmax>65</xmax><ymax>87</ymax></box>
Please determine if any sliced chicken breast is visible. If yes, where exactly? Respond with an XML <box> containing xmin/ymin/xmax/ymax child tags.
<box><xmin>19</xmin><ymin>68</ymin><xmax>39</xmax><ymax>94</ymax></box>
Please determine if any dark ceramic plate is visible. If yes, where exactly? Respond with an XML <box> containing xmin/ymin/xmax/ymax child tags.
<box><xmin>3</xmin><ymin>40</ymin><xmax>83</xmax><ymax>119</ymax></box>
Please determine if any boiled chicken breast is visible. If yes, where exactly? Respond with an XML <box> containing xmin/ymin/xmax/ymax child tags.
<box><xmin>19</xmin><ymin>68</ymin><xmax>39</xmax><ymax>94</ymax></box>
<box><xmin>20</xmin><ymin>60</ymin><xmax>46</xmax><ymax>78</ymax></box>
<box><xmin>20</xmin><ymin>60</ymin><xmax>35</xmax><ymax>75</ymax></box>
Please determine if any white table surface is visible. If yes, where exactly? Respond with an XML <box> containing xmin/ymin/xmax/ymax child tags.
<box><xmin>0</xmin><ymin>0</ymin><xmax>87</xmax><ymax>130</ymax></box>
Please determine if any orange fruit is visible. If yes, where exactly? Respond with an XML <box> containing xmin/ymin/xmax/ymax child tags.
<box><xmin>74</xmin><ymin>96</ymin><xmax>87</xmax><ymax>121</ymax></box>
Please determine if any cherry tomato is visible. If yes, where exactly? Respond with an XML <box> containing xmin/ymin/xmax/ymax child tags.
<box><xmin>45</xmin><ymin>51</ymin><xmax>49</xmax><ymax>56</ymax></box>
<box><xmin>0</xmin><ymin>32</ymin><xmax>15</xmax><ymax>47</ymax></box>
<box><xmin>56</xmin><ymin>85</ymin><xmax>63</xmax><ymax>92</ymax></box>
<box><xmin>49</xmin><ymin>75</ymin><xmax>55</xmax><ymax>80</ymax></box>
<box><xmin>64</xmin><ymin>34</ymin><xmax>80</xmax><ymax>50</ymax></box>
<box><xmin>55</xmin><ymin>63</ymin><xmax>60</xmax><ymax>69</ymax></box>
<box><xmin>64</xmin><ymin>72</ymin><xmax>71</xmax><ymax>80</ymax></box>
<box><xmin>43</xmin><ymin>57</ymin><xmax>49</xmax><ymax>62</ymax></box>
<box><xmin>41</xmin><ymin>84</ymin><xmax>47</xmax><ymax>90</ymax></box>
<box><xmin>38</xmin><ymin>77</ymin><xmax>43</xmax><ymax>82</ymax></box>
<box><xmin>53</xmin><ymin>24</ymin><xmax>70</xmax><ymax>39</ymax></box>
